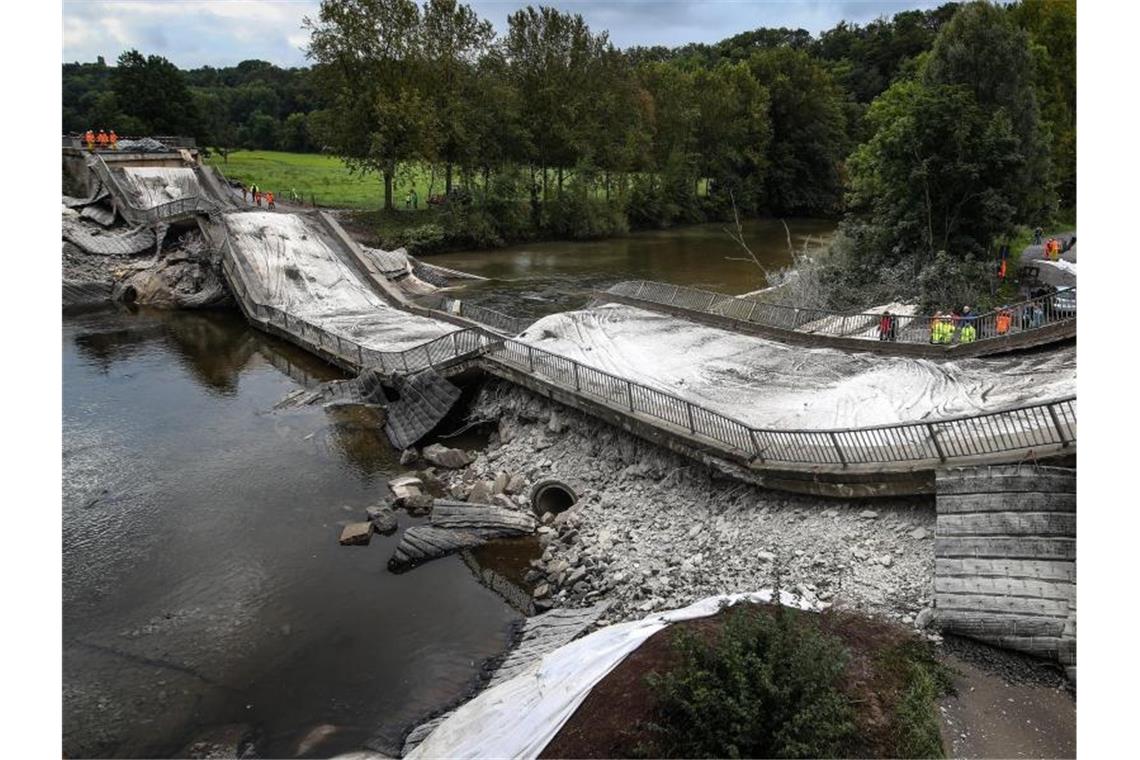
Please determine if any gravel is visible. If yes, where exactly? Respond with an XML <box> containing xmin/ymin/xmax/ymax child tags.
<box><xmin>430</xmin><ymin>380</ymin><xmax>937</xmax><ymax>625</ymax></box>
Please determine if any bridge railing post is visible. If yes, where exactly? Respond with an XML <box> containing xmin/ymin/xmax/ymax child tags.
<box><xmin>926</xmin><ymin>422</ymin><xmax>947</xmax><ymax>462</ymax></box>
<box><xmin>1047</xmin><ymin>402</ymin><xmax>1071</xmax><ymax>447</ymax></box>
<box><xmin>827</xmin><ymin>432</ymin><xmax>847</xmax><ymax>467</ymax></box>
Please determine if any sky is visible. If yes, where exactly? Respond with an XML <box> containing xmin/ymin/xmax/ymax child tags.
<box><xmin>62</xmin><ymin>0</ymin><xmax>945</xmax><ymax>69</ymax></box>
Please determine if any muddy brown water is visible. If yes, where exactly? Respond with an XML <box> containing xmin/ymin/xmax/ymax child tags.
<box><xmin>427</xmin><ymin>217</ymin><xmax>836</xmax><ymax>317</ymax></box>
<box><xmin>62</xmin><ymin>306</ymin><xmax>521</xmax><ymax>758</ymax></box>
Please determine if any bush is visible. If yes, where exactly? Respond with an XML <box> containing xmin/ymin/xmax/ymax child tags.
<box><xmin>640</xmin><ymin>604</ymin><xmax>857</xmax><ymax>759</ymax></box>
<box><xmin>399</xmin><ymin>223</ymin><xmax>447</xmax><ymax>254</ymax></box>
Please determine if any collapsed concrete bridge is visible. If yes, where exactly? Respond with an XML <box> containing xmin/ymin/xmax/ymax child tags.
<box><xmin>63</xmin><ymin>139</ymin><xmax>1079</xmax><ymax>669</ymax></box>
<box><xmin>64</xmin><ymin>142</ymin><xmax>1077</xmax><ymax>499</ymax></box>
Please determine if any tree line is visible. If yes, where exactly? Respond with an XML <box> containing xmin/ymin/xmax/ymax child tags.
<box><xmin>62</xmin><ymin>0</ymin><xmax>1074</xmax><ymax>307</ymax></box>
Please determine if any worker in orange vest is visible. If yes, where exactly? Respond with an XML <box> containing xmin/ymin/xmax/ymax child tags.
<box><xmin>109</xmin><ymin>130</ymin><xmax>119</xmax><ymax>150</ymax></box>
<box><xmin>266</xmin><ymin>191</ymin><xmax>276</xmax><ymax>210</ymax></box>
<box><xmin>84</xmin><ymin>129</ymin><xmax>95</xmax><ymax>151</ymax></box>
<box><xmin>96</xmin><ymin>129</ymin><xmax>109</xmax><ymax>150</ymax></box>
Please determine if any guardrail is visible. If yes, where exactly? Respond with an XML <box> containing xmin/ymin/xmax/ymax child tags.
<box><xmin>89</xmin><ymin>153</ymin><xmax>218</xmax><ymax>226</ymax></box>
<box><xmin>416</xmin><ymin>293</ymin><xmax>531</xmax><ymax>336</ymax></box>
<box><xmin>607</xmin><ymin>280</ymin><xmax>1075</xmax><ymax>346</ymax></box>
<box><xmin>487</xmin><ymin>338</ymin><xmax>1075</xmax><ymax>468</ymax></box>
<box><xmin>219</xmin><ymin>237</ymin><xmax>493</xmax><ymax>374</ymax></box>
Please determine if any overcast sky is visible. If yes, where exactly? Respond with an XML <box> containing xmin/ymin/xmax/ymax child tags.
<box><xmin>63</xmin><ymin>0</ymin><xmax>944</xmax><ymax>69</ymax></box>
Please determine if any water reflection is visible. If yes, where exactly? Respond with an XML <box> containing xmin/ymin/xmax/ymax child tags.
<box><xmin>428</xmin><ymin>217</ymin><xmax>837</xmax><ymax>317</ymax></box>
<box><xmin>63</xmin><ymin>306</ymin><xmax>519</xmax><ymax>759</ymax></box>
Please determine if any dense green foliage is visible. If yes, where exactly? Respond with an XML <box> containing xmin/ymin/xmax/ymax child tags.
<box><xmin>637</xmin><ymin>605</ymin><xmax>954</xmax><ymax>759</ymax></box>
<box><xmin>641</xmin><ymin>605</ymin><xmax>857</xmax><ymax>758</ymax></box>
<box><xmin>63</xmin><ymin>0</ymin><xmax>1075</xmax><ymax>303</ymax></box>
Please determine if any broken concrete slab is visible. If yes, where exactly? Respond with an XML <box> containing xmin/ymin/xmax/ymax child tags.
<box><xmin>422</xmin><ymin>443</ymin><xmax>473</xmax><ymax>469</ymax></box>
<box><xmin>365</xmin><ymin>505</ymin><xmax>398</xmax><ymax>535</ymax></box>
<box><xmin>387</xmin><ymin>501</ymin><xmax>537</xmax><ymax>571</ymax></box>
<box><xmin>339</xmin><ymin>522</ymin><xmax>374</xmax><ymax>546</ymax></box>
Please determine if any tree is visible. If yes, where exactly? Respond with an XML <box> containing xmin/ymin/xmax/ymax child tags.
<box><xmin>420</xmin><ymin>0</ymin><xmax>494</xmax><ymax>192</ymax></box>
<box><xmin>750</xmin><ymin>47</ymin><xmax>849</xmax><ymax>215</ymax></box>
<box><xmin>1009</xmin><ymin>0</ymin><xmax>1076</xmax><ymax>208</ymax></box>
<box><xmin>112</xmin><ymin>50</ymin><xmax>200</xmax><ymax>135</ymax></box>
<box><xmin>924</xmin><ymin>0</ymin><xmax>1053</xmax><ymax>221</ymax></box>
<box><xmin>305</xmin><ymin>0</ymin><xmax>426</xmax><ymax>210</ymax></box>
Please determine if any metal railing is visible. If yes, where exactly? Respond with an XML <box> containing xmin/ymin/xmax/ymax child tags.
<box><xmin>220</xmin><ymin>241</ymin><xmax>493</xmax><ymax>375</ymax></box>
<box><xmin>607</xmin><ymin>280</ymin><xmax>1076</xmax><ymax>346</ymax></box>
<box><xmin>89</xmin><ymin>153</ymin><xmax>218</xmax><ymax>225</ymax></box>
<box><xmin>416</xmin><ymin>293</ymin><xmax>531</xmax><ymax>336</ymax></box>
<box><xmin>64</xmin><ymin>134</ymin><xmax>197</xmax><ymax>149</ymax></box>
<box><xmin>487</xmin><ymin>338</ymin><xmax>1075</xmax><ymax>468</ymax></box>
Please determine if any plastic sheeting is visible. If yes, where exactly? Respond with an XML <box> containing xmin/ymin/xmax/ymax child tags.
<box><xmin>407</xmin><ymin>590</ymin><xmax>814</xmax><ymax>759</ymax></box>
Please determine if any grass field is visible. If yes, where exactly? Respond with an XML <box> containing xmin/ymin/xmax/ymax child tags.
<box><xmin>205</xmin><ymin>149</ymin><xmax>711</xmax><ymax>211</ymax></box>
<box><xmin>205</xmin><ymin>150</ymin><xmax>437</xmax><ymax>210</ymax></box>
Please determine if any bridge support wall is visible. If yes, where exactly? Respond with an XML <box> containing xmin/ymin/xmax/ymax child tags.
<box><xmin>933</xmin><ymin>465</ymin><xmax>1076</xmax><ymax>669</ymax></box>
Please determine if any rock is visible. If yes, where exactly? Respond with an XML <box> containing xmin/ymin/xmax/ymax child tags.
<box><xmin>468</xmin><ymin>480</ymin><xmax>492</xmax><ymax>504</ymax></box>
<box><xmin>547</xmin><ymin>411</ymin><xmax>565</xmax><ymax>434</ymax></box>
<box><xmin>909</xmin><ymin>527</ymin><xmax>929</xmax><ymax>540</ymax></box>
<box><xmin>505</xmin><ymin>473</ymin><xmax>527</xmax><ymax>494</ymax></box>
<box><xmin>878</xmin><ymin>554</ymin><xmax>894</xmax><ymax>567</ymax></box>
<box><xmin>822</xmin><ymin>509</ymin><xmax>839</xmax><ymax>518</ymax></box>
<box><xmin>388</xmin><ymin>475</ymin><xmax>424</xmax><ymax>501</ymax></box>
<box><xmin>491</xmin><ymin>494</ymin><xmax>515</xmax><ymax>509</ymax></box>
<box><xmin>178</xmin><ymin>723</ymin><xmax>257</xmax><ymax>759</ymax></box>
<box><xmin>859</xmin><ymin>510</ymin><xmax>879</xmax><ymax>519</ymax></box>
<box><xmin>757</xmin><ymin>551</ymin><xmax>776</xmax><ymax>563</ymax></box>
<box><xmin>403</xmin><ymin>493</ymin><xmax>435</xmax><ymax>516</ymax></box>
<box><xmin>493</xmin><ymin>471</ymin><xmax>509</xmax><ymax>494</ymax></box>
<box><xmin>339</xmin><ymin>522</ymin><xmax>373</xmax><ymax>546</ymax></box>
<box><xmin>422</xmin><ymin>443</ymin><xmax>473</xmax><ymax>469</ymax></box>
<box><xmin>365</xmin><ymin>506</ymin><xmax>398</xmax><ymax>535</ymax></box>
<box><xmin>399</xmin><ymin>448</ymin><xmax>418</xmax><ymax>466</ymax></box>
<box><xmin>914</xmin><ymin>607</ymin><xmax>935</xmax><ymax>630</ymax></box>
<box><xmin>541</xmin><ymin>511</ymin><xmax>555</xmax><ymax>525</ymax></box>
<box><xmin>533</xmin><ymin>583</ymin><xmax>550</xmax><ymax>599</ymax></box>
<box><xmin>567</xmin><ymin>567</ymin><xmax>588</xmax><ymax>587</ymax></box>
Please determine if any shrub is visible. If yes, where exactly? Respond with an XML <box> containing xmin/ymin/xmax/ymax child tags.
<box><xmin>399</xmin><ymin>223</ymin><xmax>447</xmax><ymax>254</ymax></box>
<box><xmin>640</xmin><ymin>604</ymin><xmax>857</xmax><ymax>759</ymax></box>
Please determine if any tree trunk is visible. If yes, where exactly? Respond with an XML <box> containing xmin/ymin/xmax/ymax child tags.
<box><xmin>445</xmin><ymin>163</ymin><xmax>453</xmax><ymax>194</ymax></box>
<box><xmin>383</xmin><ymin>169</ymin><xmax>394</xmax><ymax>211</ymax></box>
<box><xmin>605</xmin><ymin>171</ymin><xmax>611</xmax><ymax>202</ymax></box>
<box><xmin>558</xmin><ymin>166</ymin><xmax>564</xmax><ymax>194</ymax></box>
<box><xmin>542</xmin><ymin>167</ymin><xmax>548</xmax><ymax>202</ymax></box>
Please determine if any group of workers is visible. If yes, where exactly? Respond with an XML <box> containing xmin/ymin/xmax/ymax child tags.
<box><xmin>1043</xmin><ymin>237</ymin><xmax>1063</xmax><ymax>261</ymax></box>
<box><xmin>83</xmin><ymin>129</ymin><xmax>118</xmax><ymax>151</ymax></box>
<box><xmin>241</xmin><ymin>183</ymin><xmax>276</xmax><ymax>209</ymax></box>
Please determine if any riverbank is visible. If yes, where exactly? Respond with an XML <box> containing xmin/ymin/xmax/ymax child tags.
<box><xmin>421</xmin><ymin>380</ymin><xmax>937</xmax><ymax>626</ymax></box>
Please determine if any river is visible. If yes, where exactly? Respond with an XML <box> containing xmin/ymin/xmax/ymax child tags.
<box><xmin>62</xmin><ymin>306</ymin><xmax>520</xmax><ymax>758</ymax></box>
<box><xmin>426</xmin><ymin>217</ymin><xmax>836</xmax><ymax>316</ymax></box>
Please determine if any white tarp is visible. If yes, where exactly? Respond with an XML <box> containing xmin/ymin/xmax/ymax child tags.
<box><xmin>516</xmin><ymin>304</ymin><xmax>1076</xmax><ymax>429</ymax></box>
<box><xmin>407</xmin><ymin>590</ymin><xmax>814</xmax><ymax>760</ymax></box>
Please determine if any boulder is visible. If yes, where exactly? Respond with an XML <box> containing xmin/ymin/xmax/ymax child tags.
<box><xmin>399</xmin><ymin>448</ymin><xmax>419</xmax><ymax>466</ymax></box>
<box><xmin>909</xmin><ymin>527</ymin><xmax>929</xmax><ymax>540</ymax></box>
<box><xmin>339</xmin><ymin>522</ymin><xmax>374</xmax><ymax>546</ymax></box>
<box><xmin>388</xmin><ymin>475</ymin><xmax>424</xmax><ymax>501</ymax></box>
<box><xmin>505</xmin><ymin>474</ymin><xmax>527</xmax><ymax>494</ymax></box>
<box><xmin>878</xmin><ymin>553</ymin><xmax>894</xmax><ymax>567</ymax></box>
<box><xmin>422</xmin><ymin>443</ymin><xmax>473</xmax><ymax>469</ymax></box>
<box><xmin>468</xmin><ymin>480</ymin><xmax>492</xmax><ymax>504</ymax></box>
<box><xmin>493</xmin><ymin>471</ymin><xmax>509</xmax><ymax>494</ymax></box>
<box><xmin>859</xmin><ymin>510</ymin><xmax>879</xmax><ymax>519</ymax></box>
<box><xmin>365</xmin><ymin>506</ymin><xmax>398</xmax><ymax>535</ymax></box>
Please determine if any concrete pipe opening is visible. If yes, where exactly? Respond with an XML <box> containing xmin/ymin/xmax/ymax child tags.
<box><xmin>531</xmin><ymin>479</ymin><xmax>577</xmax><ymax>516</ymax></box>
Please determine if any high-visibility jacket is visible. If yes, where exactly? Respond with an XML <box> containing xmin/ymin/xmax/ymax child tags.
<box><xmin>84</xmin><ymin>130</ymin><xmax>94</xmax><ymax>148</ymax></box>
<box><xmin>996</xmin><ymin>312</ymin><xmax>1012</xmax><ymax>334</ymax></box>
<box><xmin>96</xmin><ymin>132</ymin><xmax>108</xmax><ymax>145</ymax></box>
<box><xmin>960</xmin><ymin>324</ymin><xmax>977</xmax><ymax>343</ymax></box>
<box><xmin>109</xmin><ymin>132</ymin><xmax>118</xmax><ymax>147</ymax></box>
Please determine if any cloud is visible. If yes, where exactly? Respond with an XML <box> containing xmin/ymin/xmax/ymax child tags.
<box><xmin>63</xmin><ymin>0</ymin><xmax>944</xmax><ymax>68</ymax></box>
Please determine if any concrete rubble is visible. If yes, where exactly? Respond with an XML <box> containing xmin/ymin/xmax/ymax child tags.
<box><xmin>427</xmin><ymin>381</ymin><xmax>937</xmax><ymax>626</ymax></box>
<box><xmin>388</xmin><ymin>500</ymin><xmax>537</xmax><ymax>571</ymax></box>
